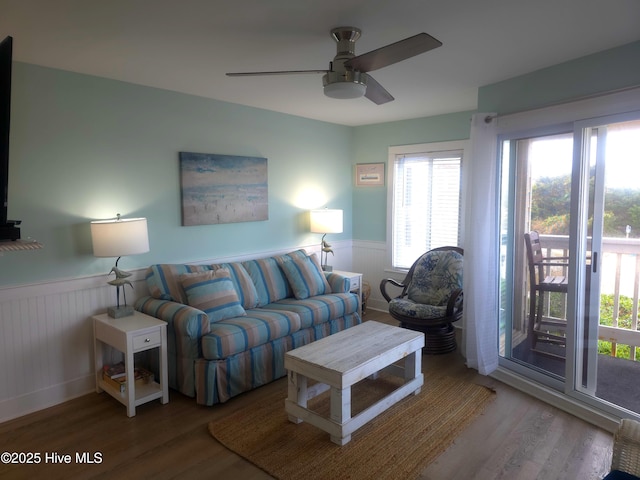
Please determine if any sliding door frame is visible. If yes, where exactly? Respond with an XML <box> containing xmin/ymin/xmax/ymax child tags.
<box><xmin>492</xmin><ymin>88</ymin><xmax>640</xmax><ymax>428</ymax></box>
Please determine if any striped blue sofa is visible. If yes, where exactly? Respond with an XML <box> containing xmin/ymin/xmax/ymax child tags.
<box><xmin>134</xmin><ymin>249</ymin><xmax>361</xmax><ymax>405</ymax></box>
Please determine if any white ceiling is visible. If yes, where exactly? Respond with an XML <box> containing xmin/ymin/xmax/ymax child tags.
<box><xmin>2</xmin><ymin>0</ymin><xmax>640</xmax><ymax>126</ymax></box>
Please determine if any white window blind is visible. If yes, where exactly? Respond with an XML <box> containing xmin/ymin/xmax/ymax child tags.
<box><xmin>392</xmin><ymin>151</ymin><xmax>462</xmax><ymax>269</ymax></box>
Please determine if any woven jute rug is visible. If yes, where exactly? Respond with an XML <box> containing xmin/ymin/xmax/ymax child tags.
<box><xmin>208</xmin><ymin>372</ymin><xmax>495</xmax><ymax>480</ymax></box>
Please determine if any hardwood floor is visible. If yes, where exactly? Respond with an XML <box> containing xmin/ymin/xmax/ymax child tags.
<box><xmin>0</xmin><ymin>311</ymin><xmax>614</xmax><ymax>480</ymax></box>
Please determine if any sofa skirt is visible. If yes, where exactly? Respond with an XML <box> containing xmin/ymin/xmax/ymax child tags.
<box><xmin>194</xmin><ymin>313</ymin><xmax>361</xmax><ymax>405</ymax></box>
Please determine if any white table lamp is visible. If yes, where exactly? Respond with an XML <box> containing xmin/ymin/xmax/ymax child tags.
<box><xmin>91</xmin><ymin>214</ymin><xmax>149</xmax><ymax>318</ymax></box>
<box><xmin>310</xmin><ymin>208</ymin><xmax>343</xmax><ymax>271</ymax></box>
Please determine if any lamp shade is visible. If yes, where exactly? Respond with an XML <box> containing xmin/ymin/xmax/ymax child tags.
<box><xmin>310</xmin><ymin>209</ymin><xmax>343</xmax><ymax>234</ymax></box>
<box><xmin>91</xmin><ymin>217</ymin><xmax>149</xmax><ymax>257</ymax></box>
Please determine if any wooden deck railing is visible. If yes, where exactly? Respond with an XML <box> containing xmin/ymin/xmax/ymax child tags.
<box><xmin>539</xmin><ymin>234</ymin><xmax>640</xmax><ymax>360</ymax></box>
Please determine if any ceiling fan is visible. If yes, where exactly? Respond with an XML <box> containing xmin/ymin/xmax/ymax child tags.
<box><xmin>226</xmin><ymin>27</ymin><xmax>442</xmax><ymax>105</ymax></box>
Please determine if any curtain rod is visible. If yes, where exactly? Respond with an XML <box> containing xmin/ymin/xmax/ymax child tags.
<box><xmin>482</xmin><ymin>84</ymin><xmax>640</xmax><ymax>124</ymax></box>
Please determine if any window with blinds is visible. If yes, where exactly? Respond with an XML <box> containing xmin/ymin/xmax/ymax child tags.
<box><xmin>391</xmin><ymin>150</ymin><xmax>462</xmax><ymax>269</ymax></box>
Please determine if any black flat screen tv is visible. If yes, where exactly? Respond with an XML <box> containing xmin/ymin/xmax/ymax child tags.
<box><xmin>0</xmin><ymin>35</ymin><xmax>20</xmax><ymax>240</ymax></box>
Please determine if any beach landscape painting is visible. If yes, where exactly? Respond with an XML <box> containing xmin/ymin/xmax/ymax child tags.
<box><xmin>179</xmin><ymin>152</ymin><xmax>268</xmax><ymax>226</ymax></box>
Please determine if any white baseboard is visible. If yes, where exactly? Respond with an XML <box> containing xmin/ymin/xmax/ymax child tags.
<box><xmin>0</xmin><ymin>375</ymin><xmax>95</xmax><ymax>423</ymax></box>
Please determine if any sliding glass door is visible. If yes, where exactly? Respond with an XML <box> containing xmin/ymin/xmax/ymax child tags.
<box><xmin>499</xmin><ymin>128</ymin><xmax>574</xmax><ymax>386</ymax></box>
<box><xmin>499</xmin><ymin>112</ymin><xmax>640</xmax><ymax>415</ymax></box>
<box><xmin>571</xmin><ymin>115</ymin><xmax>640</xmax><ymax>413</ymax></box>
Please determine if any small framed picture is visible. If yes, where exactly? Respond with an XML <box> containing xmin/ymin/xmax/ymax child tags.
<box><xmin>355</xmin><ymin>163</ymin><xmax>385</xmax><ymax>186</ymax></box>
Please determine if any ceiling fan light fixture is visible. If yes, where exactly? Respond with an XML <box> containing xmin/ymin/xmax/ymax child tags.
<box><xmin>323</xmin><ymin>81</ymin><xmax>366</xmax><ymax>99</ymax></box>
<box><xmin>322</xmin><ymin>70</ymin><xmax>367</xmax><ymax>100</ymax></box>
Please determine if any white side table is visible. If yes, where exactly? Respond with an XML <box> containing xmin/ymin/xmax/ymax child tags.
<box><xmin>93</xmin><ymin>311</ymin><xmax>169</xmax><ymax>417</ymax></box>
<box><xmin>333</xmin><ymin>270</ymin><xmax>363</xmax><ymax>318</ymax></box>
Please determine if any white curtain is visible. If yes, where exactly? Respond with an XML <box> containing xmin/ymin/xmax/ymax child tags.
<box><xmin>463</xmin><ymin>113</ymin><xmax>499</xmax><ymax>375</ymax></box>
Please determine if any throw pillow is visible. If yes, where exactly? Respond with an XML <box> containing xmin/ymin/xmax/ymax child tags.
<box><xmin>146</xmin><ymin>263</ymin><xmax>212</xmax><ymax>303</ymax></box>
<box><xmin>213</xmin><ymin>262</ymin><xmax>260</xmax><ymax>309</ymax></box>
<box><xmin>278</xmin><ymin>252</ymin><xmax>331</xmax><ymax>300</ymax></box>
<box><xmin>180</xmin><ymin>270</ymin><xmax>246</xmax><ymax>323</ymax></box>
<box><xmin>242</xmin><ymin>257</ymin><xmax>292</xmax><ymax>306</ymax></box>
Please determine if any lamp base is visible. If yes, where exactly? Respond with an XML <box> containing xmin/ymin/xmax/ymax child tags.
<box><xmin>108</xmin><ymin>305</ymin><xmax>134</xmax><ymax>318</ymax></box>
<box><xmin>322</xmin><ymin>265</ymin><xmax>333</xmax><ymax>272</ymax></box>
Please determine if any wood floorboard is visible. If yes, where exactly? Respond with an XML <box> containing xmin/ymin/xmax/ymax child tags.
<box><xmin>0</xmin><ymin>311</ymin><xmax>614</xmax><ymax>480</ymax></box>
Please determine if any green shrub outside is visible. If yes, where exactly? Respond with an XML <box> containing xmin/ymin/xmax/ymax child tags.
<box><xmin>598</xmin><ymin>293</ymin><xmax>638</xmax><ymax>360</ymax></box>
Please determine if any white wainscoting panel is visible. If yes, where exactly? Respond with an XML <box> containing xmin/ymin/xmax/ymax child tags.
<box><xmin>352</xmin><ymin>240</ymin><xmax>398</xmax><ymax>314</ymax></box>
<box><xmin>0</xmin><ymin>272</ymin><xmax>149</xmax><ymax>422</ymax></box>
<box><xmin>0</xmin><ymin>243</ymin><xmax>353</xmax><ymax>422</ymax></box>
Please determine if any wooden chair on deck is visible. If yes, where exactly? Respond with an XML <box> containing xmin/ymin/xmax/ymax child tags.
<box><xmin>524</xmin><ymin>231</ymin><xmax>569</xmax><ymax>357</ymax></box>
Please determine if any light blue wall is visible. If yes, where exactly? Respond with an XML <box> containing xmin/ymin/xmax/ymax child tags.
<box><xmin>4</xmin><ymin>41</ymin><xmax>639</xmax><ymax>287</ymax></box>
<box><xmin>351</xmin><ymin>40</ymin><xmax>640</xmax><ymax>244</ymax></box>
<box><xmin>351</xmin><ymin>112</ymin><xmax>473</xmax><ymax>242</ymax></box>
<box><xmin>1</xmin><ymin>63</ymin><xmax>353</xmax><ymax>286</ymax></box>
<box><xmin>478</xmin><ymin>41</ymin><xmax>640</xmax><ymax>115</ymax></box>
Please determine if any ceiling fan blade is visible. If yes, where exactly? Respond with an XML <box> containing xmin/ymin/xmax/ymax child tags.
<box><xmin>365</xmin><ymin>75</ymin><xmax>394</xmax><ymax>105</ymax></box>
<box><xmin>346</xmin><ymin>33</ymin><xmax>442</xmax><ymax>73</ymax></box>
<box><xmin>226</xmin><ymin>69</ymin><xmax>327</xmax><ymax>77</ymax></box>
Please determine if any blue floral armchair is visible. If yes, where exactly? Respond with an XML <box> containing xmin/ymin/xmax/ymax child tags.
<box><xmin>380</xmin><ymin>247</ymin><xmax>463</xmax><ymax>354</ymax></box>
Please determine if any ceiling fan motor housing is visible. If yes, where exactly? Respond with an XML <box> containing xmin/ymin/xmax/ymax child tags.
<box><xmin>323</xmin><ymin>27</ymin><xmax>367</xmax><ymax>99</ymax></box>
<box><xmin>331</xmin><ymin>27</ymin><xmax>361</xmax><ymax>62</ymax></box>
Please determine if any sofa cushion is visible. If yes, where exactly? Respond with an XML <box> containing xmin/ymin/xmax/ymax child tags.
<box><xmin>214</xmin><ymin>262</ymin><xmax>259</xmax><ymax>309</ymax></box>
<box><xmin>145</xmin><ymin>262</ymin><xmax>259</xmax><ymax>309</ymax></box>
<box><xmin>201</xmin><ymin>309</ymin><xmax>302</xmax><ymax>359</ymax></box>
<box><xmin>146</xmin><ymin>264</ymin><xmax>212</xmax><ymax>303</ymax></box>
<box><xmin>243</xmin><ymin>257</ymin><xmax>292</xmax><ymax>306</ymax></box>
<box><xmin>266</xmin><ymin>292</ymin><xmax>358</xmax><ymax>329</ymax></box>
<box><xmin>278</xmin><ymin>252</ymin><xmax>331</xmax><ymax>299</ymax></box>
<box><xmin>180</xmin><ymin>270</ymin><xmax>246</xmax><ymax>323</ymax></box>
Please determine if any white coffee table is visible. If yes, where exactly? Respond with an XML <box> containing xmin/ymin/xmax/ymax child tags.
<box><xmin>284</xmin><ymin>321</ymin><xmax>424</xmax><ymax>445</ymax></box>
